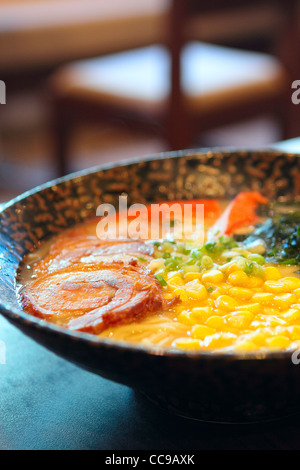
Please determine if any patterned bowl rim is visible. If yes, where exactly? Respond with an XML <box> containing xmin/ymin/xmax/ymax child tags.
<box><xmin>0</xmin><ymin>147</ymin><xmax>299</xmax><ymax>362</ymax></box>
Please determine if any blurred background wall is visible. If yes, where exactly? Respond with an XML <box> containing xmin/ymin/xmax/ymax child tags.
<box><xmin>0</xmin><ymin>0</ymin><xmax>299</xmax><ymax>202</ymax></box>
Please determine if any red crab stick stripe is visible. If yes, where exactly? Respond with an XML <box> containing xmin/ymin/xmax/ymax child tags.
<box><xmin>103</xmin><ymin>199</ymin><xmax>221</xmax><ymax>240</ymax></box>
<box><xmin>209</xmin><ymin>192</ymin><xmax>268</xmax><ymax>236</ymax></box>
<box><xmin>117</xmin><ymin>199</ymin><xmax>221</xmax><ymax>223</ymax></box>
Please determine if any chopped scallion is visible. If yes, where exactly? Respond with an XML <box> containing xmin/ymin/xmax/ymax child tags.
<box><xmin>155</xmin><ymin>275</ymin><xmax>167</xmax><ymax>286</ymax></box>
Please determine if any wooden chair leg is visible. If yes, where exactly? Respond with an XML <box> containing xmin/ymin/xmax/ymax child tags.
<box><xmin>279</xmin><ymin>98</ymin><xmax>300</xmax><ymax>141</ymax></box>
<box><xmin>50</xmin><ymin>103</ymin><xmax>72</xmax><ymax>177</ymax></box>
<box><xmin>166</xmin><ymin>110</ymin><xmax>193</xmax><ymax>151</ymax></box>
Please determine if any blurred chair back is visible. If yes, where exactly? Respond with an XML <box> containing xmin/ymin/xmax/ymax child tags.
<box><xmin>49</xmin><ymin>0</ymin><xmax>300</xmax><ymax>174</ymax></box>
<box><xmin>167</xmin><ymin>0</ymin><xmax>299</xmax><ymax>148</ymax></box>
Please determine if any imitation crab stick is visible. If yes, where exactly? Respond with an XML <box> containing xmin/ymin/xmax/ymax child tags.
<box><xmin>117</xmin><ymin>199</ymin><xmax>222</xmax><ymax>225</ymax></box>
<box><xmin>208</xmin><ymin>192</ymin><xmax>268</xmax><ymax>237</ymax></box>
<box><xmin>99</xmin><ymin>199</ymin><xmax>222</xmax><ymax>240</ymax></box>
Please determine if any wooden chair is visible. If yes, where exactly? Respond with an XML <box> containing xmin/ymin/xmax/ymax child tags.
<box><xmin>48</xmin><ymin>0</ymin><xmax>300</xmax><ymax>176</ymax></box>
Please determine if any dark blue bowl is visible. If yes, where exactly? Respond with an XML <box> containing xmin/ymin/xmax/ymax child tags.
<box><xmin>1</xmin><ymin>148</ymin><xmax>300</xmax><ymax>423</ymax></box>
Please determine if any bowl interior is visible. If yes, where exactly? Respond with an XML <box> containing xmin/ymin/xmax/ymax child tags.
<box><xmin>0</xmin><ymin>148</ymin><xmax>299</xmax><ymax>347</ymax></box>
<box><xmin>2</xmin><ymin>148</ymin><xmax>300</xmax><ymax>423</ymax></box>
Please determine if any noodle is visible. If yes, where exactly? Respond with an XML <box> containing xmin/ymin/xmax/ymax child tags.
<box><xmin>100</xmin><ymin>312</ymin><xmax>189</xmax><ymax>347</ymax></box>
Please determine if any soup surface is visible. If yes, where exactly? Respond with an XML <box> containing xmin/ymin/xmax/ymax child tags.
<box><xmin>18</xmin><ymin>192</ymin><xmax>300</xmax><ymax>353</ymax></box>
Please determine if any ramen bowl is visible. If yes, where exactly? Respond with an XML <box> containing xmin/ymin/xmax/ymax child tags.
<box><xmin>1</xmin><ymin>148</ymin><xmax>300</xmax><ymax>424</ymax></box>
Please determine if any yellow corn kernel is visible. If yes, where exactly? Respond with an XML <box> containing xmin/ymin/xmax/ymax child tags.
<box><xmin>267</xmin><ymin>316</ymin><xmax>287</xmax><ymax>327</ymax></box>
<box><xmin>235</xmin><ymin>302</ymin><xmax>261</xmax><ymax>314</ymax></box>
<box><xmin>225</xmin><ymin>263</ymin><xmax>243</xmax><ymax>275</ymax></box>
<box><xmin>203</xmin><ymin>332</ymin><xmax>237</xmax><ymax>349</ymax></box>
<box><xmin>190</xmin><ymin>306</ymin><xmax>214</xmax><ymax>322</ymax></box>
<box><xmin>291</xmin><ymin>303</ymin><xmax>300</xmax><ymax>310</ymax></box>
<box><xmin>208</xmin><ymin>289</ymin><xmax>219</xmax><ymax>300</ymax></box>
<box><xmin>220</xmin><ymin>283</ymin><xmax>231</xmax><ymax>293</ymax></box>
<box><xmin>228</xmin><ymin>287</ymin><xmax>253</xmax><ymax>300</ymax></box>
<box><xmin>266</xmin><ymin>335</ymin><xmax>291</xmax><ymax>349</ymax></box>
<box><xmin>191</xmin><ymin>324</ymin><xmax>216</xmax><ymax>340</ymax></box>
<box><xmin>214</xmin><ymin>308</ymin><xmax>230</xmax><ymax>317</ymax></box>
<box><xmin>185</xmin><ymin>280</ymin><xmax>208</xmax><ymax>300</ymax></box>
<box><xmin>227</xmin><ymin>270</ymin><xmax>249</xmax><ymax>287</ymax></box>
<box><xmin>282</xmin><ymin>308</ymin><xmax>300</xmax><ymax>323</ymax></box>
<box><xmin>281</xmin><ymin>277</ymin><xmax>300</xmax><ymax>291</ymax></box>
<box><xmin>251</xmin><ymin>320</ymin><xmax>266</xmax><ymax>329</ymax></box>
<box><xmin>250</xmin><ymin>312</ymin><xmax>267</xmax><ymax>324</ymax></box>
<box><xmin>252</xmin><ymin>292</ymin><xmax>274</xmax><ymax>304</ymax></box>
<box><xmin>185</xmin><ymin>279</ymin><xmax>201</xmax><ymax>288</ymax></box>
<box><xmin>167</xmin><ymin>271</ymin><xmax>183</xmax><ymax>280</ymax></box>
<box><xmin>272</xmin><ymin>293</ymin><xmax>297</xmax><ymax>311</ymax></box>
<box><xmin>183</xmin><ymin>272</ymin><xmax>202</xmax><ymax>282</ymax></box>
<box><xmin>293</xmin><ymin>288</ymin><xmax>300</xmax><ymax>298</ymax></box>
<box><xmin>234</xmin><ymin>340</ymin><xmax>258</xmax><ymax>352</ymax></box>
<box><xmin>226</xmin><ymin>311</ymin><xmax>254</xmax><ymax>329</ymax></box>
<box><xmin>238</xmin><ymin>309</ymin><xmax>254</xmax><ymax>321</ymax></box>
<box><xmin>174</xmin><ymin>337</ymin><xmax>202</xmax><ymax>350</ymax></box>
<box><xmin>167</xmin><ymin>276</ymin><xmax>184</xmax><ymax>290</ymax></box>
<box><xmin>289</xmin><ymin>325</ymin><xmax>300</xmax><ymax>341</ymax></box>
<box><xmin>201</xmin><ymin>269</ymin><xmax>224</xmax><ymax>284</ymax></box>
<box><xmin>177</xmin><ymin>310</ymin><xmax>195</xmax><ymax>326</ymax></box>
<box><xmin>173</xmin><ymin>287</ymin><xmax>189</xmax><ymax>301</ymax></box>
<box><xmin>289</xmin><ymin>340</ymin><xmax>300</xmax><ymax>350</ymax></box>
<box><xmin>263</xmin><ymin>280</ymin><xmax>289</xmax><ymax>294</ymax></box>
<box><xmin>215</xmin><ymin>295</ymin><xmax>239</xmax><ymax>311</ymax></box>
<box><xmin>264</xmin><ymin>266</ymin><xmax>282</xmax><ymax>281</ymax></box>
<box><xmin>263</xmin><ymin>306</ymin><xmax>281</xmax><ymax>316</ymax></box>
<box><xmin>208</xmin><ymin>285</ymin><xmax>229</xmax><ymax>298</ymax></box>
<box><xmin>248</xmin><ymin>330</ymin><xmax>268</xmax><ymax>346</ymax></box>
<box><xmin>206</xmin><ymin>315</ymin><xmax>226</xmax><ymax>329</ymax></box>
<box><xmin>247</xmin><ymin>276</ymin><xmax>264</xmax><ymax>288</ymax></box>
<box><xmin>186</xmin><ymin>287</ymin><xmax>208</xmax><ymax>300</ymax></box>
